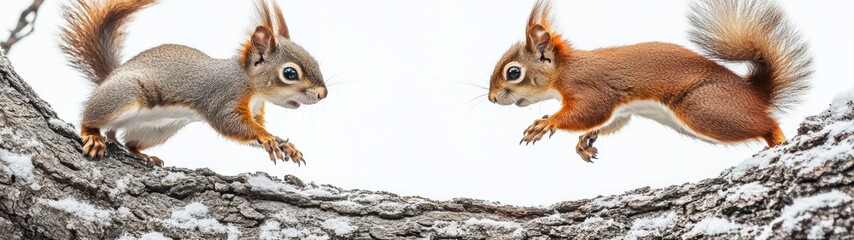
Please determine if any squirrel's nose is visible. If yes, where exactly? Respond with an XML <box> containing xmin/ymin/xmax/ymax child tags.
<box><xmin>317</xmin><ymin>87</ymin><xmax>328</xmax><ymax>100</ymax></box>
<box><xmin>488</xmin><ymin>94</ymin><xmax>497</xmax><ymax>103</ymax></box>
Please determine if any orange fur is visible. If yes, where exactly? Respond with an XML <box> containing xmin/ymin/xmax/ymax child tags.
<box><xmin>80</xmin><ymin>126</ymin><xmax>101</xmax><ymax>137</ymax></box>
<box><xmin>225</xmin><ymin>91</ymin><xmax>272</xmax><ymax>143</ymax></box>
<box><xmin>763</xmin><ymin>125</ymin><xmax>786</xmax><ymax>147</ymax></box>
<box><xmin>125</xmin><ymin>141</ymin><xmax>145</xmax><ymax>153</ymax></box>
<box><xmin>239</xmin><ymin>0</ymin><xmax>291</xmax><ymax>69</ymax></box>
<box><xmin>550</xmin><ymin>34</ymin><xmax>573</xmax><ymax>61</ymax></box>
<box><xmin>525</xmin><ymin>0</ymin><xmax>573</xmax><ymax>68</ymax></box>
<box><xmin>505</xmin><ymin>0</ymin><xmax>811</xmax><ymax>148</ymax></box>
<box><xmin>546</xmin><ymin>42</ymin><xmax>790</xmax><ymax>146</ymax></box>
<box><xmin>124</xmin><ymin>141</ymin><xmax>163</xmax><ymax>166</ymax></box>
<box><xmin>60</xmin><ymin>0</ymin><xmax>157</xmax><ymax>85</ymax></box>
<box><xmin>239</xmin><ymin>41</ymin><xmax>254</xmax><ymax>70</ymax></box>
<box><xmin>254</xmin><ymin>102</ymin><xmax>266</xmax><ymax>127</ymax></box>
<box><xmin>689</xmin><ymin>0</ymin><xmax>812</xmax><ymax>110</ymax></box>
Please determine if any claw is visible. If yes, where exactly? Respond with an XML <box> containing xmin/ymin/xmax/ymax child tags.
<box><xmin>83</xmin><ymin>140</ymin><xmax>93</xmax><ymax>156</ymax></box>
<box><xmin>260</xmin><ymin>137</ymin><xmax>281</xmax><ymax>163</ymax></box>
<box><xmin>581</xmin><ymin>147</ymin><xmax>598</xmax><ymax>163</ymax></box>
<box><xmin>95</xmin><ymin>143</ymin><xmax>105</xmax><ymax>159</ymax></box>
<box><xmin>575</xmin><ymin>132</ymin><xmax>600</xmax><ymax>163</ymax></box>
<box><xmin>521</xmin><ymin>118</ymin><xmax>558</xmax><ymax>146</ymax></box>
<box><xmin>136</xmin><ymin>153</ymin><xmax>164</xmax><ymax>167</ymax></box>
<box><xmin>266</xmin><ymin>146</ymin><xmax>275</xmax><ymax>161</ymax></box>
<box><xmin>151</xmin><ymin>156</ymin><xmax>164</xmax><ymax>167</ymax></box>
<box><xmin>81</xmin><ymin>134</ymin><xmax>106</xmax><ymax>159</ymax></box>
<box><xmin>273</xmin><ymin>140</ymin><xmax>305</xmax><ymax>167</ymax></box>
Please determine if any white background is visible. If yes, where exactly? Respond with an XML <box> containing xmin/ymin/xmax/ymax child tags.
<box><xmin>1</xmin><ymin>0</ymin><xmax>852</xmax><ymax>206</ymax></box>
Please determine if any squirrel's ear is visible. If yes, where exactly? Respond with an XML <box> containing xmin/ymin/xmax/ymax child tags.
<box><xmin>526</xmin><ymin>24</ymin><xmax>552</xmax><ymax>54</ymax></box>
<box><xmin>251</xmin><ymin>26</ymin><xmax>275</xmax><ymax>55</ymax></box>
<box><xmin>240</xmin><ymin>26</ymin><xmax>275</xmax><ymax>68</ymax></box>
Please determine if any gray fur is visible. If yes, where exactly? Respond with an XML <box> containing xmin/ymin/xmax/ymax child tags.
<box><xmin>83</xmin><ymin>40</ymin><xmax>325</xmax><ymax>148</ymax></box>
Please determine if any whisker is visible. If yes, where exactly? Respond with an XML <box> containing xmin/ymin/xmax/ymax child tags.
<box><xmin>322</xmin><ymin>57</ymin><xmax>350</xmax><ymax>84</ymax></box>
<box><xmin>507</xmin><ymin>92</ymin><xmax>519</xmax><ymax>103</ymax></box>
<box><xmin>326</xmin><ymin>75</ymin><xmax>338</xmax><ymax>85</ymax></box>
<box><xmin>450</xmin><ymin>69</ymin><xmax>492</xmax><ymax>85</ymax></box>
<box><xmin>420</xmin><ymin>77</ymin><xmax>488</xmax><ymax>90</ymax></box>
<box><xmin>327</xmin><ymin>81</ymin><xmax>358</xmax><ymax>88</ymax></box>
<box><xmin>463</xmin><ymin>95</ymin><xmax>489</xmax><ymax>117</ymax></box>
<box><xmin>325</xmin><ymin>74</ymin><xmax>346</xmax><ymax>86</ymax></box>
<box><xmin>325</xmin><ymin>67</ymin><xmax>359</xmax><ymax>86</ymax></box>
<box><xmin>464</xmin><ymin>93</ymin><xmax>488</xmax><ymax>105</ymax></box>
<box><xmin>462</xmin><ymin>70</ymin><xmax>489</xmax><ymax>84</ymax></box>
<box><xmin>454</xmin><ymin>90</ymin><xmax>489</xmax><ymax>97</ymax></box>
<box><xmin>505</xmin><ymin>92</ymin><xmax>527</xmax><ymax>120</ymax></box>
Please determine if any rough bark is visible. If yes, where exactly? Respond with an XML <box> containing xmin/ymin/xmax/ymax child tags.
<box><xmin>0</xmin><ymin>50</ymin><xmax>852</xmax><ymax>240</ymax></box>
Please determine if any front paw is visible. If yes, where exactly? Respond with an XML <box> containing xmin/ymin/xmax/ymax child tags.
<box><xmin>258</xmin><ymin>135</ymin><xmax>285</xmax><ymax>164</ymax></box>
<box><xmin>275</xmin><ymin>137</ymin><xmax>305</xmax><ymax>166</ymax></box>
<box><xmin>81</xmin><ymin>134</ymin><xmax>106</xmax><ymax>159</ymax></box>
<box><xmin>520</xmin><ymin>115</ymin><xmax>558</xmax><ymax>145</ymax></box>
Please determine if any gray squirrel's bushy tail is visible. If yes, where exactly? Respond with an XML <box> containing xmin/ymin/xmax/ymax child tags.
<box><xmin>60</xmin><ymin>0</ymin><xmax>157</xmax><ymax>85</ymax></box>
<box><xmin>688</xmin><ymin>0</ymin><xmax>813</xmax><ymax>111</ymax></box>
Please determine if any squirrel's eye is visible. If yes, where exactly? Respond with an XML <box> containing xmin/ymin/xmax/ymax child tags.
<box><xmin>506</xmin><ymin>66</ymin><xmax>522</xmax><ymax>81</ymax></box>
<box><xmin>282</xmin><ymin>67</ymin><xmax>299</xmax><ymax>81</ymax></box>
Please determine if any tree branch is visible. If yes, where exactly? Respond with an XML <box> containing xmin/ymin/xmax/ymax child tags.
<box><xmin>1</xmin><ymin>0</ymin><xmax>45</xmax><ymax>53</ymax></box>
<box><xmin>0</xmin><ymin>49</ymin><xmax>853</xmax><ymax>239</ymax></box>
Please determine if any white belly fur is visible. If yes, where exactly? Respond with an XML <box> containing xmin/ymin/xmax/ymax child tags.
<box><xmin>107</xmin><ymin>105</ymin><xmax>203</xmax><ymax>131</ymax></box>
<box><xmin>603</xmin><ymin>100</ymin><xmax>719</xmax><ymax>143</ymax></box>
<box><xmin>249</xmin><ymin>96</ymin><xmax>264</xmax><ymax>116</ymax></box>
<box><xmin>106</xmin><ymin>98</ymin><xmax>265</xmax><ymax>143</ymax></box>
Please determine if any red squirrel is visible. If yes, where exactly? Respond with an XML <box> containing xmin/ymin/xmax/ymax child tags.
<box><xmin>60</xmin><ymin>0</ymin><xmax>326</xmax><ymax>166</ymax></box>
<box><xmin>487</xmin><ymin>0</ymin><xmax>813</xmax><ymax>162</ymax></box>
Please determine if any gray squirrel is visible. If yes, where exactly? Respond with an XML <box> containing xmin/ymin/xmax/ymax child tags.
<box><xmin>60</xmin><ymin>0</ymin><xmax>326</xmax><ymax>166</ymax></box>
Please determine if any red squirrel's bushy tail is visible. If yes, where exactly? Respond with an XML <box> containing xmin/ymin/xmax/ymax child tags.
<box><xmin>60</xmin><ymin>0</ymin><xmax>157</xmax><ymax>85</ymax></box>
<box><xmin>688</xmin><ymin>0</ymin><xmax>813</xmax><ymax>111</ymax></box>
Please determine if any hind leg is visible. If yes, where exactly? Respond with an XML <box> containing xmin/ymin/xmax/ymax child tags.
<box><xmin>125</xmin><ymin>142</ymin><xmax>164</xmax><ymax>167</ymax></box>
<box><xmin>80</xmin><ymin>88</ymin><xmax>140</xmax><ymax>159</ymax></box>
<box><xmin>575</xmin><ymin>116</ymin><xmax>632</xmax><ymax>162</ymax></box>
<box><xmin>105</xmin><ymin>130</ymin><xmax>118</xmax><ymax>142</ymax></box>
<box><xmin>670</xmin><ymin>83</ymin><xmax>780</xmax><ymax>144</ymax></box>
<box><xmin>763</xmin><ymin>125</ymin><xmax>786</xmax><ymax>147</ymax></box>
<box><xmin>121</xmin><ymin>123</ymin><xmax>187</xmax><ymax>167</ymax></box>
